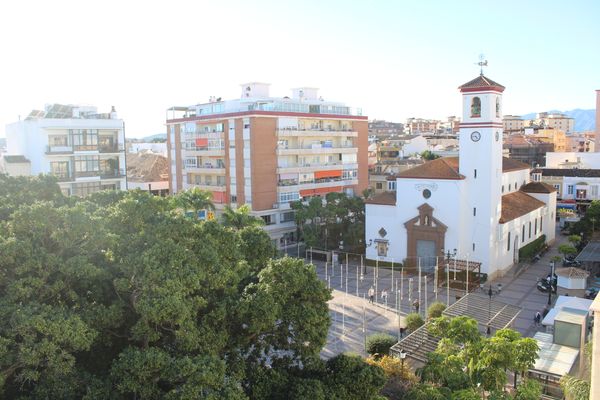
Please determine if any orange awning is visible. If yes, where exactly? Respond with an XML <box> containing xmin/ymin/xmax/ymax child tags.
<box><xmin>195</xmin><ymin>138</ymin><xmax>208</xmax><ymax>146</ymax></box>
<box><xmin>314</xmin><ymin>170</ymin><xmax>342</xmax><ymax>179</ymax></box>
<box><xmin>300</xmin><ymin>186</ymin><xmax>342</xmax><ymax>197</ymax></box>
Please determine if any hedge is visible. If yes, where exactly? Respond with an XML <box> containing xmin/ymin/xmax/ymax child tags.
<box><xmin>518</xmin><ymin>234</ymin><xmax>546</xmax><ymax>261</ymax></box>
<box><xmin>366</xmin><ymin>333</ymin><xmax>397</xmax><ymax>358</ymax></box>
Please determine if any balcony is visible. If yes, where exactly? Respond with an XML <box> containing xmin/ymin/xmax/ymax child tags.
<box><xmin>52</xmin><ymin>173</ymin><xmax>73</xmax><ymax>182</ymax></box>
<box><xmin>185</xmin><ymin>183</ymin><xmax>227</xmax><ymax>191</ymax></box>
<box><xmin>277</xmin><ymin>178</ymin><xmax>358</xmax><ymax>191</ymax></box>
<box><xmin>46</xmin><ymin>145</ymin><xmax>73</xmax><ymax>154</ymax></box>
<box><xmin>185</xmin><ymin>164</ymin><xmax>226</xmax><ymax>174</ymax></box>
<box><xmin>277</xmin><ymin>162</ymin><xmax>357</xmax><ymax>174</ymax></box>
<box><xmin>99</xmin><ymin>144</ymin><xmax>125</xmax><ymax>153</ymax></box>
<box><xmin>183</xmin><ymin>148</ymin><xmax>225</xmax><ymax>157</ymax></box>
<box><xmin>276</xmin><ymin>145</ymin><xmax>357</xmax><ymax>156</ymax></box>
<box><xmin>101</xmin><ymin>169</ymin><xmax>126</xmax><ymax>179</ymax></box>
<box><xmin>277</xmin><ymin>128</ymin><xmax>358</xmax><ymax>138</ymax></box>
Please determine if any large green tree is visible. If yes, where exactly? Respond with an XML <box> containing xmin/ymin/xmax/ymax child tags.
<box><xmin>0</xmin><ymin>177</ymin><xmax>349</xmax><ymax>399</ymax></box>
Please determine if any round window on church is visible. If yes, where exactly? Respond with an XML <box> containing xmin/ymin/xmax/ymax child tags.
<box><xmin>423</xmin><ymin>189</ymin><xmax>431</xmax><ymax>199</ymax></box>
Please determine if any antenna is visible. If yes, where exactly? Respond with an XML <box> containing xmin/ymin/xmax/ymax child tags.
<box><xmin>476</xmin><ymin>54</ymin><xmax>488</xmax><ymax>75</ymax></box>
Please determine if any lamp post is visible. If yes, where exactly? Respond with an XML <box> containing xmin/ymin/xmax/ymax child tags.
<box><xmin>442</xmin><ymin>248</ymin><xmax>457</xmax><ymax>306</ymax></box>
<box><xmin>487</xmin><ymin>284</ymin><xmax>495</xmax><ymax>336</ymax></box>
<box><xmin>547</xmin><ymin>261</ymin><xmax>555</xmax><ymax>306</ymax></box>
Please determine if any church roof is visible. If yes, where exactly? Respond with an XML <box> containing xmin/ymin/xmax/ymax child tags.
<box><xmin>499</xmin><ymin>191</ymin><xmax>545</xmax><ymax>223</ymax></box>
<box><xmin>396</xmin><ymin>157</ymin><xmax>464</xmax><ymax>180</ymax></box>
<box><xmin>459</xmin><ymin>74</ymin><xmax>505</xmax><ymax>92</ymax></box>
<box><xmin>365</xmin><ymin>191</ymin><xmax>396</xmax><ymax>206</ymax></box>
<box><xmin>520</xmin><ymin>182</ymin><xmax>557</xmax><ymax>194</ymax></box>
<box><xmin>395</xmin><ymin>156</ymin><xmax>529</xmax><ymax>180</ymax></box>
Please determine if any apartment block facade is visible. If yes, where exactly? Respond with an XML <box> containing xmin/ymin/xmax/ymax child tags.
<box><xmin>5</xmin><ymin>104</ymin><xmax>126</xmax><ymax>196</ymax></box>
<box><xmin>166</xmin><ymin>83</ymin><xmax>368</xmax><ymax>246</ymax></box>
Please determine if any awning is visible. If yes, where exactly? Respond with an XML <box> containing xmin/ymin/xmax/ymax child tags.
<box><xmin>314</xmin><ymin>170</ymin><xmax>342</xmax><ymax>179</ymax></box>
<box><xmin>195</xmin><ymin>138</ymin><xmax>208</xmax><ymax>146</ymax></box>
<box><xmin>300</xmin><ymin>186</ymin><xmax>342</xmax><ymax>197</ymax></box>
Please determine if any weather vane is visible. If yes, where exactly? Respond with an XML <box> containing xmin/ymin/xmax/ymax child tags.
<box><xmin>476</xmin><ymin>54</ymin><xmax>488</xmax><ymax>75</ymax></box>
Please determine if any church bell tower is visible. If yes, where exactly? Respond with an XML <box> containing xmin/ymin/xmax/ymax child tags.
<box><xmin>457</xmin><ymin>71</ymin><xmax>505</xmax><ymax>263</ymax></box>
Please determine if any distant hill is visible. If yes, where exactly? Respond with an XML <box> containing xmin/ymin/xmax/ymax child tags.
<box><xmin>520</xmin><ymin>109</ymin><xmax>595</xmax><ymax>132</ymax></box>
<box><xmin>140</xmin><ymin>133</ymin><xmax>167</xmax><ymax>142</ymax></box>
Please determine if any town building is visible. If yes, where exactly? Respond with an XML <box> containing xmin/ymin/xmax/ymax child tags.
<box><xmin>166</xmin><ymin>83</ymin><xmax>368</xmax><ymax>246</ymax></box>
<box><xmin>530</xmin><ymin>112</ymin><xmax>575</xmax><ymax>133</ymax></box>
<box><xmin>503</xmin><ymin>134</ymin><xmax>554</xmax><ymax>168</ymax></box>
<box><xmin>503</xmin><ymin>115</ymin><xmax>525</xmax><ymax>134</ymax></box>
<box><xmin>4</xmin><ymin>104</ymin><xmax>126</xmax><ymax>196</ymax></box>
<box><xmin>368</xmin><ymin>120</ymin><xmax>404</xmax><ymax>139</ymax></box>
<box><xmin>365</xmin><ymin>74</ymin><xmax>557</xmax><ymax>279</ymax></box>
<box><xmin>126</xmin><ymin>151</ymin><xmax>170</xmax><ymax>195</ymax></box>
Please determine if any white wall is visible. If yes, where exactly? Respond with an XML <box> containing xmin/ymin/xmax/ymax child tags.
<box><xmin>546</xmin><ymin>152</ymin><xmax>600</xmax><ymax>168</ymax></box>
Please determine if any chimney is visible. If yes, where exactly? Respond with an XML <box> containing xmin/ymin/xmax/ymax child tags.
<box><xmin>596</xmin><ymin>90</ymin><xmax>600</xmax><ymax>151</ymax></box>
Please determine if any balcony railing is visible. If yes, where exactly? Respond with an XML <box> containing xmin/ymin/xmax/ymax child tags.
<box><xmin>46</xmin><ymin>145</ymin><xmax>73</xmax><ymax>154</ymax></box>
<box><xmin>278</xmin><ymin>177</ymin><xmax>357</xmax><ymax>187</ymax></box>
<box><xmin>101</xmin><ymin>169</ymin><xmax>126</xmax><ymax>179</ymax></box>
<box><xmin>99</xmin><ymin>144</ymin><xmax>125</xmax><ymax>153</ymax></box>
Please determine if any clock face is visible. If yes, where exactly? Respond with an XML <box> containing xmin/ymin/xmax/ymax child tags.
<box><xmin>471</xmin><ymin>131</ymin><xmax>481</xmax><ymax>142</ymax></box>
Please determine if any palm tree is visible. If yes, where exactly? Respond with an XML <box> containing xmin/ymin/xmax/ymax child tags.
<box><xmin>221</xmin><ymin>204</ymin><xmax>264</xmax><ymax>229</ymax></box>
<box><xmin>175</xmin><ymin>188</ymin><xmax>214</xmax><ymax>219</ymax></box>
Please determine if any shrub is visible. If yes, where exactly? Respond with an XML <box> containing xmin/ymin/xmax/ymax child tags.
<box><xmin>366</xmin><ymin>333</ymin><xmax>397</xmax><ymax>358</ymax></box>
<box><xmin>406</xmin><ymin>313</ymin><xmax>424</xmax><ymax>332</ymax></box>
<box><xmin>427</xmin><ymin>302</ymin><xmax>446</xmax><ymax>319</ymax></box>
<box><xmin>514</xmin><ymin>379</ymin><xmax>542</xmax><ymax>400</ymax></box>
<box><xmin>518</xmin><ymin>234</ymin><xmax>546</xmax><ymax>261</ymax></box>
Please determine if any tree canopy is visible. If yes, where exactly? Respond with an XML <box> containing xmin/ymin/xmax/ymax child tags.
<box><xmin>0</xmin><ymin>176</ymin><xmax>388</xmax><ymax>399</ymax></box>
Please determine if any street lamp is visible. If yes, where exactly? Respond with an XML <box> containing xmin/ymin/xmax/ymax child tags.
<box><xmin>442</xmin><ymin>248</ymin><xmax>457</xmax><ymax>306</ymax></box>
<box><xmin>547</xmin><ymin>261</ymin><xmax>556</xmax><ymax>306</ymax></box>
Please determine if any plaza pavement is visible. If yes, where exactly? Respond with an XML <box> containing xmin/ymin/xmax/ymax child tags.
<box><xmin>302</xmin><ymin>228</ymin><xmax>574</xmax><ymax>357</ymax></box>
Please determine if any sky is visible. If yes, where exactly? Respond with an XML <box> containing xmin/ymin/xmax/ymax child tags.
<box><xmin>0</xmin><ymin>0</ymin><xmax>599</xmax><ymax>138</ymax></box>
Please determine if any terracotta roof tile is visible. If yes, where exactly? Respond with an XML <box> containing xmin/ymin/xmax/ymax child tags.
<box><xmin>126</xmin><ymin>152</ymin><xmax>169</xmax><ymax>182</ymax></box>
<box><xmin>499</xmin><ymin>191</ymin><xmax>545</xmax><ymax>223</ymax></box>
<box><xmin>520</xmin><ymin>182</ymin><xmax>557</xmax><ymax>194</ymax></box>
<box><xmin>365</xmin><ymin>191</ymin><xmax>396</xmax><ymax>206</ymax></box>
<box><xmin>394</xmin><ymin>156</ymin><xmax>529</xmax><ymax>180</ymax></box>
<box><xmin>555</xmin><ymin>267</ymin><xmax>589</xmax><ymax>279</ymax></box>
<box><xmin>458</xmin><ymin>74</ymin><xmax>505</xmax><ymax>92</ymax></box>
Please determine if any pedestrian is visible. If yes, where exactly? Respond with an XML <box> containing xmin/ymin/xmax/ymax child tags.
<box><xmin>382</xmin><ymin>289</ymin><xmax>388</xmax><ymax>305</ymax></box>
<box><xmin>399</xmin><ymin>327</ymin><xmax>405</xmax><ymax>338</ymax></box>
<box><xmin>535</xmin><ymin>311</ymin><xmax>542</xmax><ymax>326</ymax></box>
<box><xmin>413</xmin><ymin>299</ymin><xmax>420</xmax><ymax>314</ymax></box>
<box><xmin>368</xmin><ymin>286</ymin><xmax>375</xmax><ymax>304</ymax></box>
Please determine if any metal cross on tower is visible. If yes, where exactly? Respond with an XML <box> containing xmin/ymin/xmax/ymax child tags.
<box><xmin>477</xmin><ymin>54</ymin><xmax>488</xmax><ymax>75</ymax></box>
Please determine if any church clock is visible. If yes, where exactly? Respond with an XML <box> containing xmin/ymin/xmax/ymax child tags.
<box><xmin>470</xmin><ymin>131</ymin><xmax>481</xmax><ymax>142</ymax></box>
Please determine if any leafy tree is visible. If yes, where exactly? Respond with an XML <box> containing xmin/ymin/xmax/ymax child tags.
<box><xmin>420</xmin><ymin>150</ymin><xmax>440</xmax><ymax>161</ymax></box>
<box><xmin>0</xmin><ymin>177</ymin><xmax>341</xmax><ymax>399</ymax></box>
<box><xmin>427</xmin><ymin>301</ymin><xmax>446</xmax><ymax>319</ymax></box>
<box><xmin>558</xmin><ymin>244</ymin><xmax>578</xmax><ymax>257</ymax></box>
<box><xmin>366</xmin><ymin>333</ymin><xmax>397</xmax><ymax>358</ymax></box>
<box><xmin>559</xmin><ymin>374</ymin><xmax>590</xmax><ymax>400</ymax></box>
<box><xmin>452</xmin><ymin>388</ymin><xmax>480</xmax><ymax>400</ymax></box>
<box><xmin>406</xmin><ymin>313</ymin><xmax>424</xmax><ymax>332</ymax></box>
<box><xmin>221</xmin><ymin>204</ymin><xmax>264</xmax><ymax>229</ymax></box>
<box><xmin>292</xmin><ymin>192</ymin><xmax>366</xmax><ymax>252</ymax></box>
<box><xmin>514</xmin><ymin>378</ymin><xmax>542</xmax><ymax>400</ymax></box>
<box><xmin>405</xmin><ymin>383</ymin><xmax>449</xmax><ymax>400</ymax></box>
<box><xmin>324</xmin><ymin>353</ymin><xmax>386</xmax><ymax>400</ymax></box>
<box><xmin>174</xmin><ymin>187</ymin><xmax>215</xmax><ymax>218</ymax></box>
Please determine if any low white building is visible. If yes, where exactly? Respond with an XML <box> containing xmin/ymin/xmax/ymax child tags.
<box><xmin>545</xmin><ymin>152</ymin><xmax>600</xmax><ymax>169</ymax></box>
<box><xmin>5</xmin><ymin>104</ymin><xmax>126</xmax><ymax>196</ymax></box>
<box><xmin>365</xmin><ymin>74</ymin><xmax>557</xmax><ymax>278</ymax></box>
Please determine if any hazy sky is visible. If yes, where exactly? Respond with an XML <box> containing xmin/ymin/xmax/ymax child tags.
<box><xmin>1</xmin><ymin>0</ymin><xmax>598</xmax><ymax>138</ymax></box>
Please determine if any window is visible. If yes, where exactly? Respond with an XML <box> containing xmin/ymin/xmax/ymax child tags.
<box><xmin>567</xmin><ymin>185</ymin><xmax>574</xmax><ymax>195</ymax></box>
<box><xmin>279</xmin><ymin>192</ymin><xmax>300</xmax><ymax>203</ymax></box>
<box><xmin>471</xmin><ymin>97</ymin><xmax>481</xmax><ymax>118</ymax></box>
<box><xmin>388</xmin><ymin>181</ymin><xmax>396</xmax><ymax>191</ymax></box>
<box><xmin>529</xmin><ymin>222</ymin><xmax>532</xmax><ymax>238</ymax></box>
<box><xmin>540</xmin><ymin>216</ymin><xmax>543</xmax><ymax>231</ymax></box>
<box><xmin>534</xmin><ymin>219</ymin><xmax>538</xmax><ymax>235</ymax></box>
<box><xmin>472</xmin><ymin>243</ymin><xmax>476</xmax><ymax>251</ymax></box>
<box><xmin>73</xmin><ymin>156</ymin><xmax>100</xmax><ymax>177</ymax></box>
<box><xmin>509</xmin><ymin>183</ymin><xmax>511</xmax><ymax>191</ymax></box>
<box><xmin>71</xmin><ymin>129</ymin><xmax>98</xmax><ymax>151</ymax></box>
<box><xmin>376</xmin><ymin>182</ymin><xmax>383</xmax><ymax>190</ymax></box>
<box><xmin>554</xmin><ymin>184</ymin><xmax>560</xmax><ymax>192</ymax></box>
<box><xmin>342</xmin><ymin>169</ymin><xmax>358</xmax><ymax>180</ymax></box>
<box><xmin>281</xmin><ymin>211</ymin><xmax>295</xmax><ymax>223</ymax></box>
<box><xmin>230</xmin><ymin>195</ymin><xmax>237</xmax><ymax>203</ymax></box>
<box><xmin>522</xmin><ymin>225</ymin><xmax>525</xmax><ymax>243</ymax></box>
<box><xmin>261</xmin><ymin>214</ymin><xmax>275</xmax><ymax>225</ymax></box>
<box><xmin>502</xmin><ymin>185</ymin><xmax>504</xmax><ymax>193</ymax></box>
<box><xmin>50</xmin><ymin>161</ymin><xmax>70</xmax><ymax>179</ymax></box>
<box><xmin>507</xmin><ymin>232</ymin><xmax>511</xmax><ymax>252</ymax></box>
<box><xmin>473</xmin><ymin>207</ymin><xmax>476</xmax><ymax>216</ymax></box>
<box><xmin>72</xmin><ymin>181</ymin><xmax>102</xmax><ymax>197</ymax></box>
<box><xmin>592</xmin><ymin>185</ymin><xmax>599</xmax><ymax>198</ymax></box>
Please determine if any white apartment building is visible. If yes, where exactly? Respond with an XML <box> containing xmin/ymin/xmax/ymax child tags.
<box><xmin>5</xmin><ymin>104</ymin><xmax>126</xmax><ymax>196</ymax></box>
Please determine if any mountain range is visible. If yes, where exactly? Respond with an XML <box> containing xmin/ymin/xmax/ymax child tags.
<box><xmin>520</xmin><ymin>109</ymin><xmax>595</xmax><ymax>132</ymax></box>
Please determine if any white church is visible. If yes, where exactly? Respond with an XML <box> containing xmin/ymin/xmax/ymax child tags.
<box><xmin>365</xmin><ymin>74</ymin><xmax>557</xmax><ymax>279</ymax></box>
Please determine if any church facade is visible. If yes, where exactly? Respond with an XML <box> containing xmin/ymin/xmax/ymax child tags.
<box><xmin>365</xmin><ymin>75</ymin><xmax>557</xmax><ymax>278</ymax></box>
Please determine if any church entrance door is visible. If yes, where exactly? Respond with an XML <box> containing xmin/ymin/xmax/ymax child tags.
<box><xmin>416</xmin><ymin>239</ymin><xmax>436</xmax><ymax>272</ymax></box>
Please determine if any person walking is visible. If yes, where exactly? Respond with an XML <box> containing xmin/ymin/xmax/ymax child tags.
<box><xmin>535</xmin><ymin>311</ymin><xmax>542</xmax><ymax>326</ymax></box>
<box><xmin>381</xmin><ymin>289</ymin><xmax>388</xmax><ymax>305</ymax></box>
<box><xmin>368</xmin><ymin>286</ymin><xmax>375</xmax><ymax>304</ymax></box>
